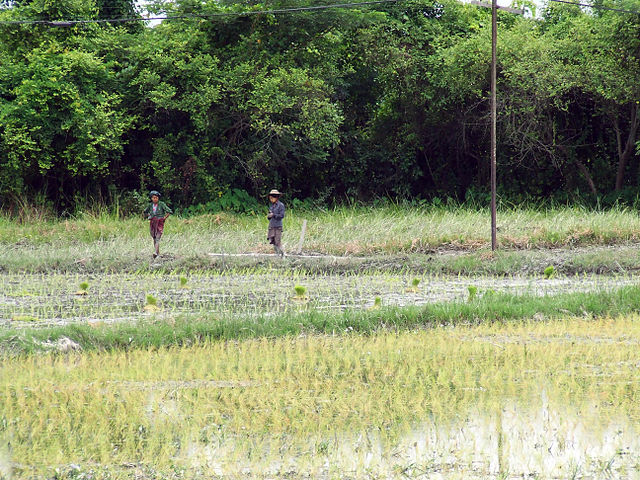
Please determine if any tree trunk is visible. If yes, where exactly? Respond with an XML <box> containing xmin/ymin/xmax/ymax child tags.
<box><xmin>614</xmin><ymin>103</ymin><xmax>639</xmax><ymax>191</ymax></box>
<box><xmin>575</xmin><ymin>158</ymin><xmax>598</xmax><ymax>196</ymax></box>
<box><xmin>557</xmin><ymin>145</ymin><xmax>597</xmax><ymax>196</ymax></box>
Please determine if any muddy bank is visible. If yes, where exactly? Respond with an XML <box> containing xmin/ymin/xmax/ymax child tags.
<box><xmin>133</xmin><ymin>243</ymin><xmax>640</xmax><ymax>276</ymax></box>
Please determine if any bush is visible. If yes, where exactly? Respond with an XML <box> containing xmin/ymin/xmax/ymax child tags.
<box><xmin>180</xmin><ymin>189</ymin><xmax>260</xmax><ymax>216</ymax></box>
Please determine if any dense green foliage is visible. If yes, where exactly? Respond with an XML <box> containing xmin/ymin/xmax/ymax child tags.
<box><xmin>0</xmin><ymin>0</ymin><xmax>639</xmax><ymax>210</ymax></box>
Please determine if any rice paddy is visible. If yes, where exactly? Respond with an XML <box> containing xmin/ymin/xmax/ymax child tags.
<box><xmin>0</xmin><ymin>270</ymin><xmax>637</xmax><ymax>327</ymax></box>
<box><xmin>3</xmin><ymin>318</ymin><xmax>640</xmax><ymax>479</ymax></box>
<box><xmin>2</xmin><ymin>206</ymin><xmax>640</xmax><ymax>479</ymax></box>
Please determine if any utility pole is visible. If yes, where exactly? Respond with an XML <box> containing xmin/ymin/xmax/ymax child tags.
<box><xmin>468</xmin><ymin>0</ymin><xmax>523</xmax><ymax>251</ymax></box>
<box><xmin>491</xmin><ymin>0</ymin><xmax>497</xmax><ymax>251</ymax></box>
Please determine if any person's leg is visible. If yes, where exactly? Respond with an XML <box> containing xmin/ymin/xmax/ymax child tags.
<box><xmin>150</xmin><ymin>218</ymin><xmax>158</xmax><ymax>257</ymax></box>
<box><xmin>274</xmin><ymin>229</ymin><xmax>284</xmax><ymax>257</ymax></box>
<box><xmin>155</xmin><ymin>219</ymin><xmax>165</xmax><ymax>257</ymax></box>
<box><xmin>268</xmin><ymin>228</ymin><xmax>277</xmax><ymax>254</ymax></box>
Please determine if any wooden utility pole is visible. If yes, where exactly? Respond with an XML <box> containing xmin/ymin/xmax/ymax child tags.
<box><xmin>469</xmin><ymin>0</ymin><xmax>523</xmax><ymax>251</ymax></box>
<box><xmin>491</xmin><ymin>0</ymin><xmax>497</xmax><ymax>251</ymax></box>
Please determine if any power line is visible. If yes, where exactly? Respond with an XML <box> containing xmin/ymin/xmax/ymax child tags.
<box><xmin>2</xmin><ymin>0</ymin><xmax>638</xmax><ymax>26</ymax></box>
<box><xmin>0</xmin><ymin>0</ymin><xmax>398</xmax><ymax>26</ymax></box>
<box><xmin>546</xmin><ymin>0</ymin><xmax>640</xmax><ymax>15</ymax></box>
<box><xmin>0</xmin><ymin>4</ymin><xmax>142</xmax><ymax>12</ymax></box>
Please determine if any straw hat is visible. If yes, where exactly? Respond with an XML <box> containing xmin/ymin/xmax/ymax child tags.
<box><xmin>268</xmin><ymin>189</ymin><xmax>282</xmax><ymax>196</ymax></box>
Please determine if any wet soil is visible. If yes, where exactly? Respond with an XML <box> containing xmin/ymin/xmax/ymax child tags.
<box><xmin>172</xmin><ymin>243</ymin><xmax>640</xmax><ymax>275</ymax></box>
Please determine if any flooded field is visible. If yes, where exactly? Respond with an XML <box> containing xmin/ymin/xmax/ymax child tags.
<box><xmin>176</xmin><ymin>405</ymin><xmax>640</xmax><ymax>479</ymax></box>
<box><xmin>2</xmin><ymin>248</ymin><xmax>639</xmax><ymax>478</ymax></box>
<box><xmin>3</xmin><ymin>321</ymin><xmax>640</xmax><ymax>479</ymax></box>
<box><xmin>0</xmin><ymin>271</ymin><xmax>637</xmax><ymax>327</ymax></box>
<box><xmin>6</xmin><ymin>207</ymin><xmax>640</xmax><ymax>479</ymax></box>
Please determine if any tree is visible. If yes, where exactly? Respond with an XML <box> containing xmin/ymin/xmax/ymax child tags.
<box><xmin>0</xmin><ymin>43</ymin><xmax>131</xmax><ymax>201</ymax></box>
<box><xmin>497</xmin><ymin>5</ymin><xmax>640</xmax><ymax>195</ymax></box>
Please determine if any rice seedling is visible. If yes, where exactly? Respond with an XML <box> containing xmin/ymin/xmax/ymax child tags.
<box><xmin>405</xmin><ymin>277</ymin><xmax>421</xmax><ymax>293</ymax></box>
<box><xmin>75</xmin><ymin>281</ymin><xmax>89</xmax><ymax>296</ymax></box>
<box><xmin>3</xmin><ymin>316</ymin><xmax>640</xmax><ymax>478</ymax></box>
<box><xmin>144</xmin><ymin>294</ymin><xmax>161</xmax><ymax>312</ymax></box>
<box><xmin>293</xmin><ymin>285</ymin><xmax>308</xmax><ymax>301</ymax></box>
<box><xmin>370</xmin><ymin>296</ymin><xmax>382</xmax><ymax>310</ymax></box>
<box><xmin>544</xmin><ymin>265</ymin><xmax>556</xmax><ymax>279</ymax></box>
<box><xmin>467</xmin><ymin>285</ymin><xmax>478</xmax><ymax>302</ymax></box>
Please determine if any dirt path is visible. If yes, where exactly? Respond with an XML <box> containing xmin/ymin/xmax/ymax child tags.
<box><xmin>199</xmin><ymin>243</ymin><xmax>640</xmax><ymax>276</ymax></box>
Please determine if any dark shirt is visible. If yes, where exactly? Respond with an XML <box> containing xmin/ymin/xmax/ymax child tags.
<box><xmin>144</xmin><ymin>201</ymin><xmax>172</xmax><ymax>219</ymax></box>
<box><xmin>268</xmin><ymin>200</ymin><xmax>285</xmax><ymax>229</ymax></box>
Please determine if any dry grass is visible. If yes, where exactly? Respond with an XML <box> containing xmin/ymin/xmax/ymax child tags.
<box><xmin>2</xmin><ymin>205</ymin><xmax>640</xmax><ymax>275</ymax></box>
<box><xmin>2</xmin><ymin>205</ymin><xmax>640</xmax><ymax>252</ymax></box>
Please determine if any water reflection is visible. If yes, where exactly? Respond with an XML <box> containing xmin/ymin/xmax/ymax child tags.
<box><xmin>183</xmin><ymin>399</ymin><xmax>640</xmax><ymax>479</ymax></box>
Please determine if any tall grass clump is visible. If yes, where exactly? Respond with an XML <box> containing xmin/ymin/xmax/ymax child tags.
<box><xmin>3</xmin><ymin>205</ymin><xmax>640</xmax><ymax>270</ymax></box>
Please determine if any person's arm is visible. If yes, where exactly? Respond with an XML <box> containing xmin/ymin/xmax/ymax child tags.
<box><xmin>163</xmin><ymin>202</ymin><xmax>172</xmax><ymax>220</ymax></box>
<box><xmin>143</xmin><ymin>205</ymin><xmax>150</xmax><ymax>219</ymax></box>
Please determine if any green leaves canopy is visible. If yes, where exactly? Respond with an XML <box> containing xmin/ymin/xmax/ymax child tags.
<box><xmin>1</xmin><ymin>0</ymin><xmax>639</xmax><ymax>207</ymax></box>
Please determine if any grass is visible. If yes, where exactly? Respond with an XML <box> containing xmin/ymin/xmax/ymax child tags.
<box><xmin>4</xmin><ymin>285</ymin><xmax>640</xmax><ymax>355</ymax></box>
<box><xmin>2</xmin><ymin>205</ymin><xmax>640</xmax><ymax>274</ymax></box>
<box><xmin>3</xmin><ymin>316</ymin><xmax>640</xmax><ymax>478</ymax></box>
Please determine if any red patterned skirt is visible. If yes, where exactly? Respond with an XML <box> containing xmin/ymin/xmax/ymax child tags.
<box><xmin>149</xmin><ymin>217</ymin><xmax>165</xmax><ymax>240</ymax></box>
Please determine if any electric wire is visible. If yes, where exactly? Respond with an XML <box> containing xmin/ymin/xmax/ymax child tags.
<box><xmin>0</xmin><ymin>0</ymin><xmax>398</xmax><ymax>25</ymax></box>
<box><xmin>1</xmin><ymin>0</ymin><xmax>638</xmax><ymax>26</ymax></box>
<box><xmin>546</xmin><ymin>0</ymin><xmax>640</xmax><ymax>14</ymax></box>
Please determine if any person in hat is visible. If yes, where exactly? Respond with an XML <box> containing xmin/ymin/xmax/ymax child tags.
<box><xmin>267</xmin><ymin>189</ymin><xmax>285</xmax><ymax>257</ymax></box>
<box><xmin>143</xmin><ymin>190</ymin><xmax>172</xmax><ymax>258</ymax></box>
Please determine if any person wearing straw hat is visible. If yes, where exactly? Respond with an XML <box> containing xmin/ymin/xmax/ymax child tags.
<box><xmin>143</xmin><ymin>190</ymin><xmax>172</xmax><ymax>258</ymax></box>
<box><xmin>267</xmin><ymin>189</ymin><xmax>285</xmax><ymax>257</ymax></box>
